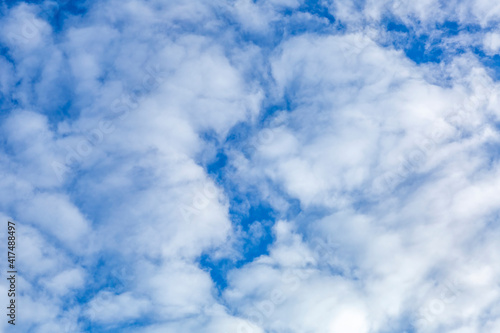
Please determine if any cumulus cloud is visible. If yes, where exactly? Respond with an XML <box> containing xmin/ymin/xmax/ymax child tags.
<box><xmin>1</xmin><ymin>0</ymin><xmax>500</xmax><ymax>332</ymax></box>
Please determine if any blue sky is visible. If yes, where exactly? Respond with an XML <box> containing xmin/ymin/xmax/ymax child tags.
<box><xmin>1</xmin><ymin>0</ymin><xmax>500</xmax><ymax>332</ymax></box>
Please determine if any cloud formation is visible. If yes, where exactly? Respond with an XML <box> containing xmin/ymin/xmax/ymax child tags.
<box><xmin>1</xmin><ymin>0</ymin><xmax>500</xmax><ymax>332</ymax></box>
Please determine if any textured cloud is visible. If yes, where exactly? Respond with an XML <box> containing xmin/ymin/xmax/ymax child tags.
<box><xmin>1</xmin><ymin>0</ymin><xmax>500</xmax><ymax>332</ymax></box>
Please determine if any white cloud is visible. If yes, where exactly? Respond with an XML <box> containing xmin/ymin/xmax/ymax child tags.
<box><xmin>330</xmin><ymin>0</ymin><xmax>500</xmax><ymax>28</ymax></box>
<box><xmin>85</xmin><ymin>291</ymin><xmax>150</xmax><ymax>324</ymax></box>
<box><xmin>483</xmin><ymin>32</ymin><xmax>500</xmax><ymax>54</ymax></box>
<box><xmin>43</xmin><ymin>268</ymin><xmax>86</xmax><ymax>296</ymax></box>
<box><xmin>222</xmin><ymin>25</ymin><xmax>500</xmax><ymax>333</ymax></box>
<box><xmin>2</xmin><ymin>0</ymin><xmax>500</xmax><ymax>332</ymax></box>
<box><xmin>0</xmin><ymin>3</ymin><xmax>52</xmax><ymax>51</ymax></box>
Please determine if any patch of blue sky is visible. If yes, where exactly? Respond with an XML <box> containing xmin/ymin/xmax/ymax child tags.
<box><xmin>293</xmin><ymin>0</ymin><xmax>336</xmax><ymax>24</ymax></box>
<box><xmin>0</xmin><ymin>94</ymin><xmax>10</xmax><ymax>112</ymax></box>
<box><xmin>0</xmin><ymin>43</ymin><xmax>16</xmax><ymax>65</ymax></box>
<box><xmin>260</xmin><ymin>99</ymin><xmax>291</xmax><ymax>121</ymax></box>
<box><xmin>199</xmin><ymin>255</ymin><xmax>232</xmax><ymax>292</ymax></box>
<box><xmin>220</xmin><ymin>1</ymin><xmax>339</xmax><ymax>52</ymax></box>
<box><xmin>205</xmin><ymin>150</ymin><xmax>228</xmax><ymax>183</ymax></box>
<box><xmin>202</xmin><ymin>138</ymin><xmax>279</xmax><ymax>288</ymax></box>
<box><xmin>280</xmin><ymin>0</ymin><xmax>338</xmax><ymax>36</ymax></box>
<box><xmin>382</xmin><ymin>18</ymin><xmax>476</xmax><ymax>62</ymax></box>
<box><xmin>201</xmin><ymin>167</ymin><xmax>304</xmax><ymax>291</ymax></box>
<box><xmin>201</xmin><ymin>97</ymin><xmax>291</xmax><ymax>167</ymax></box>
<box><xmin>200</xmin><ymin>202</ymin><xmax>276</xmax><ymax>292</ymax></box>
<box><xmin>35</xmin><ymin>89</ymin><xmax>75</xmax><ymax>126</ymax></box>
<box><xmin>473</xmin><ymin>47</ymin><xmax>500</xmax><ymax>80</ymax></box>
<box><xmin>0</xmin><ymin>77</ymin><xmax>20</xmax><ymax>115</ymax></box>
<box><xmin>28</xmin><ymin>0</ymin><xmax>88</xmax><ymax>34</ymax></box>
<box><xmin>200</xmin><ymin>111</ymin><xmax>309</xmax><ymax>290</ymax></box>
<box><xmin>48</xmin><ymin>100</ymin><xmax>74</xmax><ymax>126</ymax></box>
<box><xmin>384</xmin><ymin>21</ymin><xmax>444</xmax><ymax>63</ymax></box>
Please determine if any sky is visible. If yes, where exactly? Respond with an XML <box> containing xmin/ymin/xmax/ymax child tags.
<box><xmin>1</xmin><ymin>0</ymin><xmax>500</xmax><ymax>332</ymax></box>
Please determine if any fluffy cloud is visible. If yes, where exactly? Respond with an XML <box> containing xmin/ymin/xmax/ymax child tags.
<box><xmin>222</xmin><ymin>19</ymin><xmax>500</xmax><ymax>333</ymax></box>
<box><xmin>1</xmin><ymin>0</ymin><xmax>500</xmax><ymax>332</ymax></box>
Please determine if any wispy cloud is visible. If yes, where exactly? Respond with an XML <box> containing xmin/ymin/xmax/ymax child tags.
<box><xmin>1</xmin><ymin>0</ymin><xmax>500</xmax><ymax>332</ymax></box>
